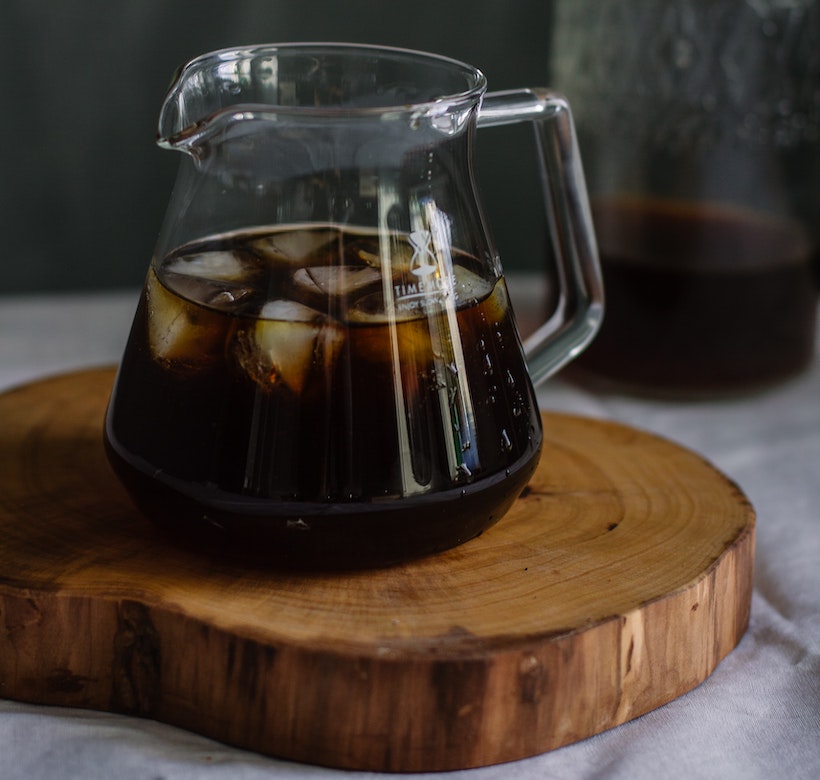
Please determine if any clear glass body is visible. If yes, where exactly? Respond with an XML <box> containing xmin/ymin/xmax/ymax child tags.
<box><xmin>104</xmin><ymin>44</ymin><xmax>602</xmax><ymax>568</ymax></box>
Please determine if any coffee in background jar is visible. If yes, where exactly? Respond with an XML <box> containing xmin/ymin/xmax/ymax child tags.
<box><xmin>551</xmin><ymin>0</ymin><xmax>820</xmax><ymax>395</ymax></box>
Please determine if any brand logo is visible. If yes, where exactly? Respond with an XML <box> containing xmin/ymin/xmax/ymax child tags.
<box><xmin>408</xmin><ymin>230</ymin><xmax>438</xmax><ymax>277</ymax></box>
<box><xmin>392</xmin><ymin>227</ymin><xmax>454</xmax><ymax>313</ymax></box>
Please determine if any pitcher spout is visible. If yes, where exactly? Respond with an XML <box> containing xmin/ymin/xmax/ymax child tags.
<box><xmin>157</xmin><ymin>42</ymin><xmax>486</xmax><ymax>155</ymax></box>
<box><xmin>157</xmin><ymin>45</ymin><xmax>272</xmax><ymax>153</ymax></box>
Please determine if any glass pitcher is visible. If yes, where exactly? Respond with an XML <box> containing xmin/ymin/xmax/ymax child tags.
<box><xmin>104</xmin><ymin>43</ymin><xmax>603</xmax><ymax>568</ymax></box>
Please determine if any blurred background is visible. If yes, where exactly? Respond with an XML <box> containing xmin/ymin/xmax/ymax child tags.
<box><xmin>0</xmin><ymin>0</ymin><xmax>555</xmax><ymax>294</ymax></box>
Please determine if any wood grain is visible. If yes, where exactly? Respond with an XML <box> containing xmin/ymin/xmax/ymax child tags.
<box><xmin>0</xmin><ymin>368</ymin><xmax>755</xmax><ymax>772</ymax></box>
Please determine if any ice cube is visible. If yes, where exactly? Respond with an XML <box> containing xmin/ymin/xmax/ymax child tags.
<box><xmin>479</xmin><ymin>275</ymin><xmax>509</xmax><ymax>325</ymax></box>
<box><xmin>200</xmin><ymin>285</ymin><xmax>256</xmax><ymax>311</ymax></box>
<box><xmin>235</xmin><ymin>299</ymin><xmax>344</xmax><ymax>393</ymax></box>
<box><xmin>290</xmin><ymin>265</ymin><xmax>382</xmax><ymax>312</ymax></box>
<box><xmin>160</xmin><ymin>271</ymin><xmax>257</xmax><ymax>316</ymax></box>
<box><xmin>165</xmin><ymin>250</ymin><xmax>256</xmax><ymax>282</ymax></box>
<box><xmin>162</xmin><ymin>250</ymin><xmax>263</xmax><ymax>313</ymax></box>
<box><xmin>452</xmin><ymin>265</ymin><xmax>494</xmax><ymax>305</ymax></box>
<box><xmin>250</xmin><ymin>228</ymin><xmax>338</xmax><ymax>266</ymax></box>
<box><xmin>259</xmin><ymin>298</ymin><xmax>323</xmax><ymax>323</ymax></box>
<box><xmin>350</xmin><ymin>235</ymin><xmax>415</xmax><ymax>274</ymax></box>
<box><xmin>145</xmin><ymin>270</ymin><xmax>231</xmax><ymax>369</ymax></box>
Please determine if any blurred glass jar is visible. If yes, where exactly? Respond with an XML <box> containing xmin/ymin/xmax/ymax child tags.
<box><xmin>551</xmin><ymin>0</ymin><xmax>820</xmax><ymax>395</ymax></box>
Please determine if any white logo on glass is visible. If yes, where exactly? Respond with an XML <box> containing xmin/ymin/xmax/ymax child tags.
<box><xmin>408</xmin><ymin>230</ymin><xmax>438</xmax><ymax>277</ymax></box>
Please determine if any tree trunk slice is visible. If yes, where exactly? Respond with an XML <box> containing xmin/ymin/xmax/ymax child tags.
<box><xmin>0</xmin><ymin>368</ymin><xmax>755</xmax><ymax>772</ymax></box>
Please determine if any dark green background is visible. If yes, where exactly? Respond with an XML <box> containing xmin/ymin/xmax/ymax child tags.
<box><xmin>0</xmin><ymin>0</ymin><xmax>555</xmax><ymax>293</ymax></box>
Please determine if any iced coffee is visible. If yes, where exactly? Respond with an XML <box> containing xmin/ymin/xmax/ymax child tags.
<box><xmin>104</xmin><ymin>224</ymin><xmax>542</xmax><ymax>567</ymax></box>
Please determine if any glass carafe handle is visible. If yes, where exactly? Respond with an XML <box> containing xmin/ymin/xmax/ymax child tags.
<box><xmin>478</xmin><ymin>89</ymin><xmax>604</xmax><ymax>386</ymax></box>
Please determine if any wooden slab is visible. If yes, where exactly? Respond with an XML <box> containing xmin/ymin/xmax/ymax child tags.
<box><xmin>0</xmin><ymin>368</ymin><xmax>754</xmax><ymax>772</ymax></box>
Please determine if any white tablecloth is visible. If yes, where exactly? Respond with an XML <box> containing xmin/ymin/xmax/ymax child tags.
<box><xmin>1</xmin><ymin>288</ymin><xmax>818</xmax><ymax>780</ymax></box>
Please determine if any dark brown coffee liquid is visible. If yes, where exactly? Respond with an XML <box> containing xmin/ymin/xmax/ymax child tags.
<box><xmin>573</xmin><ymin>197</ymin><xmax>817</xmax><ymax>393</ymax></box>
<box><xmin>105</xmin><ymin>224</ymin><xmax>542</xmax><ymax>568</ymax></box>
